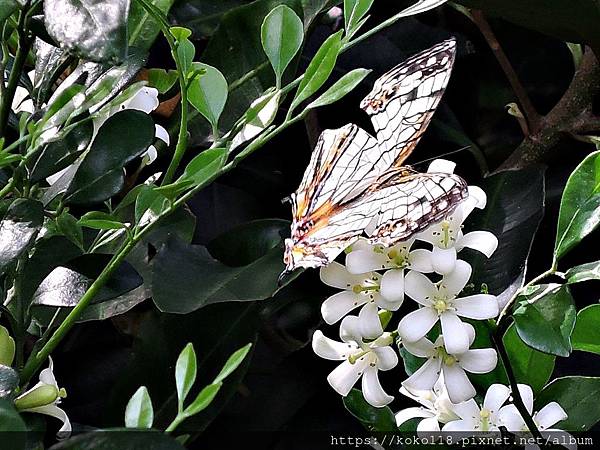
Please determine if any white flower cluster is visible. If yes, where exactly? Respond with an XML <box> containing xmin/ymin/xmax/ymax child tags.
<box><xmin>312</xmin><ymin>159</ymin><xmax>499</xmax><ymax>407</ymax></box>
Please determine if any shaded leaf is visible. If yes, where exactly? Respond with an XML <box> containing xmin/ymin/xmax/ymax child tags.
<box><xmin>44</xmin><ymin>0</ymin><xmax>129</xmax><ymax>62</ymax></box>
<box><xmin>344</xmin><ymin>0</ymin><xmax>373</xmax><ymax>37</ymax></box>
<box><xmin>128</xmin><ymin>0</ymin><xmax>175</xmax><ymax>49</ymax></box>
<box><xmin>554</xmin><ymin>150</ymin><xmax>600</xmax><ymax>263</ymax></box>
<box><xmin>124</xmin><ymin>386</ymin><xmax>154</xmax><ymax>429</ymax></box>
<box><xmin>0</xmin><ymin>326</ymin><xmax>15</xmax><ymax>367</ymax></box>
<box><xmin>513</xmin><ymin>284</ymin><xmax>576</xmax><ymax>357</ymax></box>
<box><xmin>343</xmin><ymin>389</ymin><xmax>397</xmax><ymax>431</ymax></box>
<box><xmin>78</xmin><ymin>211</ymin><xmax>127</xmax><ymax>230</ymax></box>
<box><xmin>566</xmin><ymin>260</ymin><xmax>600</xmax><ymax>284</ymax></box>
<box><xmin>49</xmin><ymin>429</ymin><xmax>185</xmax><ymax>449</ymax></box>
<box><xmin>0</xmin><ymin>365</ymin><xmax>18</xmax><ymax>399</ymax></box>
<box><xmin>0</xmin><ymin>199</ymin><xmax>43</xmax><ymax>275</ymax></box>
<box><xmin>535</xmin><ymin>376</ymin><xmax>600</xmax><ymax>431</ymax></box>
<box><xmin>306</xmin><ymin>68</ymin><xmax>371</xmax><ymax>110</ymax></box>
<box><xmin>0</xmin><ymin>0</ymin><xmax>17</xmax><ymax>24</ymax></box>
<box><xmin>147</xmin><ymin>68</ymin><xmax>178</xmax><ymax>94</ymax></box>
<box><xmin>571</xmin><ymin>304</ymin><xmax>600</xmax><ymax>354</ymax></box>
<box><xmin>169</xmin><ymin>0</ymin><xmax>245</xmax><ymax>37</ymax></box>
<box><xmin>0</xmin><ymin>399</ymin><xmax>26</xmax><ymax>450</ymax></box>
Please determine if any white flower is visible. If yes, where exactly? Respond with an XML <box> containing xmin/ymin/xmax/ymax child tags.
<box><xmin>398</xmin><ymin>260</ymin><xmax>498</xmax><ymax>354</ymax></box>
<box><xmin>12</xmin><ymin>85</ymin><xmax>34</xmax><ymax>114</ymax></box>
<box><xmin>417</xmin><ymin>159</ymin><xmax>498</xmax><ymax>275</ymax></box>
<box><xmin>402</xmin><ymin>323</ymin><xmax>497</xmax><ymax>404</ymax></box>
<box><xmin>497</xmin><ymin>384</ymin><xmax>574</xmax><ymax>450</ymax></box>
<box><xmin>442</xmin><ymin>383</ymin><xmax>511</xmax><ymax>432</ymax></box>
<box><xmin>395</xmin><ymin>376</ymin><xmax>460</xmax><ymax>432</ymax></box>
<box><xmin>312</xmin><ymin>315</ymin><xmax>398</xmax><ymax>407</ymax></box>
<box><xmin>15</xmin><ymin>357</ymin><xmax>71</xmax><ymax>439</ymax></box>
<box><xmin>345</xmin><ymin>238</ymin><xmax>433</xmax><ymax>305</ymax></box>
<box><xmin>320</xmin><ymin>261</ymin><xmax>402</xmax><ymax>330</ymax></box>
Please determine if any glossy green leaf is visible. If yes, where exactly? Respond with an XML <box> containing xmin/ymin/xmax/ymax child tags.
<box><xmin>535</xmin><ymin>376</ymin><xmax>600</xmax><ymax>431</ymax></box>
<box><xmin>175</xmin><ymin>343</ymin><xmax>197</xmax><ymax>411</ymax></box>
<box><xmin>230</xmin><ymin>90</ymin><xmax>281</xmax><ymax>151</ymax></box>
<box><xmin>171</xmin><ymin>26</ymin><xmax>192</xmax><ymax>41</ymax></box>
<box><xmin>0</xmin><ymin>199</ymin><xmax>43</xmax><ymax>275</ymax></box>
<box><xmin>56</xmin><ymin>212</ymin><xmax>84</xmax><ymax>250</ymax></box>
<box><xmin>0</xmin><ymin>0</ymin><xmax>17</xmax><ymax>24</ymax></box>
<box><xmin>43</xmin><ymin>0</ymin><xmax>129</xmax><ymax>62</ymax></box>
<box><xmin>182</xmin><ymin>382</ymin><xmax>222</xmax><ymax>417</ymax></box>
<box><xmin>65</xmin><ymin>110</ymin><xmax>155</xmax><ymax>204</ymax></box>
<box><xmin>503</xmin><ymin>324</ymin><xmax>555</xmax><ymax>393</ymax></box>
<box><xmin>261</xmin><ymin>5</ymin><xmax>304</xmax><ymax>87</ymax></box>
<box><xmin>306</xmin><ymin>68</ymin><xmax>371</xmax><ymax>110</ymax></box>
<box><xmin>176</xmin><ymin>38</ymin><xmax>195</xmax><ymax>75</ymax></box>
<box><xmin>128</xmin><ymin>0</ymin><xmax>175</xmax><ymax>49</ymax></box>
<box><xmin>134</xmin><ymin>185</ymin><xmax>168</xmax><ymax>224</ymax></box>
<box><xmin>124</xmin><ymin>386</ymin><xmax>154</xmax><ymax>428</ymax></box>
<box><xmin>343</xmin><ymin>389</ymin><xmax>397</xmax><ymax>431</ymax></box>
<box><xmin>566</xmin><ymin>260</ymin><xmax>600</xmax><ymax>284</ymax></box>
<box><xmin>554</xmin><ymin>150</ymin><xmax>600</xmax><ymax>263</ymax></box>
<box><xmin>571</xmin><ymin>304</ymin><xmax>600</xmax><ymax>354</ymax></box>
<box><xmin>152</xmin><ymin>220</ymin><xmax>290</xmax><ymax>313</ymax></box>
<box><xmin>213</xmin><ymin>343</ymin><xmax>252</xmax><ymax>384</ymax></box>
<box><xmin>0</xmin><ymin>399</ymin><xmax>26</xmax><ymax>450</ymax></box>
<box><xmin>161</xmin><ymin>148</ymin><xmax>227</xmax><ymax>198</ymax></box>
<box><xmin>147</xmin><ymin>68</ymin><xmax>178</xmax><ymax>94</ymax></box>
<box><xmin>78</xmin><ymin>211</ymin><xmax>127</xmax><ymax>230</ymax></box>
<box><xmin>0</xmin><ymin>326</ymin><xmax>15</xmax><ymax>367</ymax></box>
<box><xmin>0</xmin><ymin>365</ymin><xmax>18</xmax><ymax>399</ymax></box>
<box><xmin>188</xmin><ymin>63</ymin><xmax>228</xmax><ymax>131</ymax></box>
<box><xmin>290</xmin><ymin>30</ymin><xmax>343</xmax><ymax>113</ymax></box>
<box><xmin>344</xmin><ymin>0</ymin><xmax>373</xmax><ymax>37</ymax></box>
<box><xmin>513</xmin><ymin>284</ymin><xmax>577</xmax><ymax>357</ymax></box>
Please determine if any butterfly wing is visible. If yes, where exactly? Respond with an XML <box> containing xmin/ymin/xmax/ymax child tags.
<box><xmin>360</xmin><ymin>38</ymin><xmax>456</xmax><ymax>168</ymax></box>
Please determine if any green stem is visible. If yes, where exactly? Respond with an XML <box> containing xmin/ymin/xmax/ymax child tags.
<box><xmin>165</xmin><ymin>413</ymin><xmax>186</xmax><ymax>433</ymax></box>
<box><xmin>491</xmin><ymin>327</ymin><xmax>544</xmax><ymax>440</ymax></box>
<box><xmin>0</xmin><ymin>8</ymin><xmax>33</xmax><ymax>137</ymax></box>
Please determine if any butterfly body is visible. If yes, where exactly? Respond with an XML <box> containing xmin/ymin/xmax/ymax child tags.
<box><xmin>283</xmin><ymin>38</ymin><xmax>467</xmax><ymax>274</ymax></box>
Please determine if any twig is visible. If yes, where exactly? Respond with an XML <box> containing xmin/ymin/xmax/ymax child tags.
<box><xmin>471</xmin><ymin>10</ymin><xmax>541</xmax><ymax>136</ymax></box>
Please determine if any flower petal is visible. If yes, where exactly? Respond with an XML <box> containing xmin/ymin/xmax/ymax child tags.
<box><xmin>417</xmin><ymin>416</ymin><xmax>441</xmax><ymax>432</ymax></box>
<box><xmin>440</xmin><ymin>260</ymin><xmax>472</xmax><ymax>297</ymax></box>
<box><xmin>408</xmin><ymin>249</ymin><xmax>434</xmax><ymax>273</ymax></box>
<box><xmin>345</xmin><ymin>249</ymin><xmax>388</xmax><ymax>274</ymax></box>
<box><xmin>427</xmin><ymin>159</ymin><xmax>456</xmax><ymax>174</ymax></box>
<box><xmin>380</xmin><ymin>269</ymin><xmax>405</xmax><ymax>305</ymax></box>
<box><xmin>404</xmin><ymin>270</ymin><xmax>436</xmax><ymax>306</ymax></box>
<box><xmin>340</xmin><ymin>315</ymin><xmax>363</xmax><ymax>344</ymax></box>
<box><xmin>453</xmin><ymin>294</ymin><xmax>499</xmax><ymax>320</ymax></box>
<box><xmin>358</xmin><ymin>302</ymin><xmax>383</xmax><ymax>339</ymax></box>
<box><xmin>126</xmin><ymin>87</ymin><xmax>159</xmax><ymax>112</ymax></box>
<box><xmin>459</xmin><ymin>231</ymin><xmax>498</xmax><ymax>257</ymax></box>
<box><xmin>440</xmin><ymin>312</ymin><xmax>470</xmax><ymax>355</ymax></box>
<box><xmin>432</xmin><ymin>246</ymin><xmax>457</xmax><ymax>274</ymax></box>
<box><xmin>535</xmin><ymin>402</ymin><xmax>568</xmax><ymax>430</ymax></box>
<box><xmin>442</xmin><ymin>364</ymin><xmax>476</xmax><ymax>403</ymax></box>
<box><xmin>396</xmin><ymin>407</ymin><xmax>434</xmax><ymax>427</ymax></box>
<box><xmin>39</xmin><ymin>357</ymin><xmax>58</xmax><ymax>387</ymax></box>
<box><xmin>497</xmin><ymin>404</ymin><xmax>525</xmax><ymax>432</ymax></box>
<box><xmin>483</xmin><ymin>384</ymin><xmax>511</xmax><ymax>418</ymax></box>
<box><xmin>515</xmin><ymin>384</ymin><xmax>534</xmax><ymax>414</ymax></box>
<box><xmin>451</xmin><ymin>398</ymin><xmax>480</xmax><ymax>421</ymax></box>
<box><xmin>403</xmin><ymin>358</ymin><xmax>442</xmax><ymax>392</ymax></box>
<box><xmin>327</xmin><ymin>358</ymin><xmax>369</xmax><ymax>396</ymax></box>
<box><xmin>402</xmin><ymin>337</ymin><xmax>436</xmax><ymax>358</ymax></box>
<box><xmin>320</xmin><ymin>262</ymin><xmax>363</xmax><ymax>289</ymax></box>
<box><xmin>312</xmin><ymin>330</ymin><xmax>353</xmax><ymax>360</ymax></box>
<box><xmin>26</xmin><ymin>404</ymin><xmax>71</xmax><ymax>438</ymax></box>
<box><xmin>441</xmin><ymin>419</ymin><xmax>475</xmax><ymax>432</ymax></box>
<box><xmin>362</xmin><ymin>365</ymin><xmax>394</xmax><ymax>407</ymax></box>
<box><xmin>458</xmin><ymin>349</ymin><xmax>497</xmax><ymax>374</ymax></box>
<box><xmin>373</xmin><ymin>346</ymin><xmax>398</xmax><ymax>371</ymax></box>
<box><xmin>398</xmin><ymin>307</ymin><xmax>439</xmax><ymax>343</ymax></box>
<box><xmin>155</xmin><ymin>124</ymin><xmax>170</xmax><ymax>145</ymax></box>
<box><xmin>321</xmin><ymin>291</ymin><xmax>367</xmax><ymax>325</ymax></box>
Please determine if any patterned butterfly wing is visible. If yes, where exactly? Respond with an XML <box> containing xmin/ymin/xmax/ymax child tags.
<box><xmin>360</xmin><ymin>38</ymin><xmax>456</xmax><ymax>168</ymax></box>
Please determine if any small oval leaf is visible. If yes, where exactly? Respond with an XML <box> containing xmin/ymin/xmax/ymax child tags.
<box><xmin>175</xmin><ymin>343</ymin><xmax>197</xmax><ymax>411</ymax></box>
<box><xmin>124</xmin><ymin>386</ymin><xmax>154</xmax><ymax>429</ymax></box>
<box><xmin>213</xmin><ymin>343</ymin><xmax>252</xmax><ymax>384</ymax></box>
<box><xmin>307</xmin><ymin>68</ymin><xmax>371</xmax><ymax>110</ymax></box>
<box><xmin>188</xmin><ymin>63</ymin><xmax>228</xmax><ymax>132</ymax></box>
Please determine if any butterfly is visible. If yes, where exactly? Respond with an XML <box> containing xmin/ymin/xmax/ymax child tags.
<box><xmin>282</xmin><ymin>38</ymin><xmax>468</xmax><ymax>276</ymax></box>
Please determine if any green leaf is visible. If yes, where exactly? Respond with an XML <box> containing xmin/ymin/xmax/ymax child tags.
<box><xmin>49</xmin><ymin>429</ymin><xmax>185</xmax><ymax>449</ymax></box>
<box><xmin>554</xmin><ymin>150</ymin><xmax>600</xmax><ymax>263</ymax></box>
<box><xmin>147</xmin><ymin>68</ymin><xmax>179</xmax><ymax>94</ymax></box>
<box><xmin>151</xmin><ymin>219</ymin><xmax>290</xmax><ymax>313</ymax></box>
<box><xmin>306</xmin><ymin>68</ymin><xmax>371</xmax><ymax>110</ymax></box>
<box><xmin>65</xmin><ymin>110</ymin><xmax>155</xmax><ymax>204</ymax></box>
<box><xmin>344</xmin><ymin>0</ymin><xmax>373</xmax><ymax>37</ymax></box>
<box><xmin>170</xmin><ymin>0</ymin><xmax>246</xmax><ymax>37</ymax></box>
<box><xmin>0</xmin><ymin>0</ymin><xmax>18</xmax><ymax>24</ymax></box>
<box><xmin>175</xmin><ymin>343</ymin><xmax>197</xmax><ymax>411</ymax></box>
<box><xmin>290</xmin><ymin>30</ymin><xmax>343</xmax><ymax>113</ymax></box>
<box><xmin>78</xmin><ymin>211</ymin><xmax>127</xmax><ymax>230</ymax></box>
<box><xmin>188</xmin><ymin>63</ymin><xmax>228</xmax><ymax>132</ymax></box>
<box><xmin>213</xmin><ymin>343</ymin><xmax>252</xmax><ymax>384</ymax></box>
<box><xmin>161</xmin><ymin>148</ymin><xmax>227</xmax><ymax>198</ymax></box>
<box><xmin>182</xmin><ymin>382</ymin><xmax>222</xmax><ymax>417</ymax></box>
<box><xmin>261</xmin><ymin>5</ymin><xmax>304</xmax><ymax>87</ymax></box>
<box><xmin>56</xmin><ymin>212</ymin><xmax>84</xmax><ymax>250</ymax></box>
<box><xmin>176</xmin><ymin>38</ymin><xmax>196</xmax><ymax>75</ymax></box>
<box><xmin>124</xmin><ymin>386</ymin><xmax>154</xmax><ymax>428</ymax></box>
<box><xmin>0</xmin><ymin>399</ymin><xmax>26</xmax><ymax>450</ymax></box>
<box><xmin>0</xmin><ymin>365</ymin><xmax>18</xmax><ymax>398</ymax></box>
<box><xmin>343</xmin><ymin>389</ymin><xmax>397</xmax><ymax>431</ymax></box>
<box><xmin>230</xmin><ymin>90</ymin><xmax>281</xmax><ymax>151</ymax></box>
<box><xmin>535</xmin><ymin>376</ymin><xmax>600</xmax><ymax>431</ymax></box>
<box><xmin>0</xmin><ymin>326</ymin><xmax>15</xmax><ymax>367</ymax></box>
<box><xmin>566</xmin><ymin>260</ymin><xmax>600</xmax><ymax>284</ymax></box>
<box><xmin>503</xmin><ymin>324</ymin><xmax>555</xmax><ymax>393</ymax></box>
<box><xmin>128</xmin><ymin>0</ymin><xmax>175</xmax><ymax>49</ymax></box>
<box><xmin>0</xmin><ymin>199</ymin><xmax>43</xmax><ymax>275</ymax></box>
<box><xmin>43</xmin><ymin>0</ymin><xmax>129</xmax><ymax>62</ymax></box>
<box><xmin>571</xmin><ymin>304</ymin><xmax>600</xmax><ymax>354</ymax></box>
<box><xmin>455</xmin><ymin>0</ymin><xmax>600</xmax><ymax>53</ymax></box>
<box><xmin>513</xmin><ymin>284</ymin><xmax>577</xmax><ymax>357</ymax></box>
<box><xmin>171</xmin><ymin>26</ymin><xmax>192</xmax><ymax>41</ymax></box>
<box><xmin>134</xmin><ymin>186</ymin><xmax>167</xmax><ymax>224</ymax></box>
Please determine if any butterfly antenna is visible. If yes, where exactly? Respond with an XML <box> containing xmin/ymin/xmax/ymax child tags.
<box><xmin>411</xmin><ymin>145</ymin><xmax>472</xmax><ymax>168</ymax></box>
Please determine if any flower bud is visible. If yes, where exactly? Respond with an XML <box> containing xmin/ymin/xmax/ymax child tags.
<box><xmin>15</xmin><ymin>384</ymin><xmax>59</xmax><ymax>410</ymax></box>
<box><xmin>0</xmin><ymin>325</ymin><xmax>15</xmax><ymax>367</ymax></box>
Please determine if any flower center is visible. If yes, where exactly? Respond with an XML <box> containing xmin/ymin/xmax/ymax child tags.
<box><xmin>436</xmin><ymin>346</ymin><xmax>456</xmax><ymax>366</ymax></box>
<box><xmin>352</xmin><ymin>283</ymin><xmax>379</xmax><ymax>294</ymax></box>
<box><xmin>480</xmin><ymin>408</ymin><xmax>491</xmax><ymax>431</ymax></box>
<box><xmin>348</xmin><ymin>349</ymin><xmax>370</xmax><ymax>364</ymax></box>
<box><xmin>433</xmin><ymin>298</ymin><xmax>448</xmax><ymax>313</ymax></box>
<box><xmin>440</xmin><ymin>220</ymin><xmax>452</xmax><ymax>248</ymax></box>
